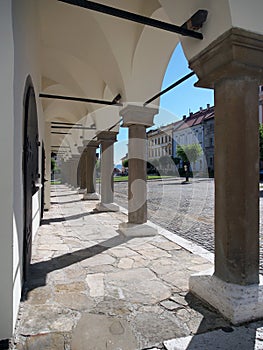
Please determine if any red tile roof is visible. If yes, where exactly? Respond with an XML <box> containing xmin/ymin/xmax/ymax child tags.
<box><xmin>174</xmin><ymin>106</ymin><xmax>214</xmax><ymax>131</ymax></box>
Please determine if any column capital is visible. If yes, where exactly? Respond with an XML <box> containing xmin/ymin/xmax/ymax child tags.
<box><xmin>77</xmin><ymin>146</ymin><xmax>84</xmax><ymax>154</ymax></box>
<box><xmin>83</xmin><ymin>140</ymin><xmax>100</xmax><ymax>148</ymax></box>
<box><xmin>190</xmin><ymin>27</ymin><xmax>263</xmax><ymax>88</ymax></box>
<box><xmin>120</xmin><ymin>104</ymin><xmax>158</xmax><ymax>128</ymax></box>
<box><xmin>96</xmin><ymin>131</ymin><xmax>117</xmax><ymax>143</ymax></box>
<box><xmin>71</xmin><ymin>154</ymin><xmax>80</xmax><ymax>160</ymax></box>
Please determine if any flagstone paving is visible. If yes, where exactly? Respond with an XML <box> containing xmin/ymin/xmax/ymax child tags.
<box><xmin>11</xmin><ymin>184</ymin><xmax>263</xmax><ymax>349</ymax></box>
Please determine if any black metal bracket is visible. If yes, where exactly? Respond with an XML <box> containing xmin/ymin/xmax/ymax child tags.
<box><xmin>58</xmin><ymin>0</ymin><xmax>204</xmax><ymax>40</ymax></box>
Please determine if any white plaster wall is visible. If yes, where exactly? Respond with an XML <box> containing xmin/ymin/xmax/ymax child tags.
<box><xmin>0</xmin><ymin>1</ymin><xmax>15</xmax><ymax>339</ymax></box>
<box><xmin>161</xmin><ymin>0</ymin><xmax>263</xmax><ymax>62</ymax></box>
<box><xmin>229</xmin><ymin>0</ymin><xmax>263</xmax><ymax>36</ymax></box>
<box><xmin>12</xmin><ymin>0</ymin><xmax>43</xmax><ymax>334</ymax></box>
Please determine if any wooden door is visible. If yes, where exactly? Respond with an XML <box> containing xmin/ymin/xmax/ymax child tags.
<box><xmin>23</xmin><ymin>86</ymin><xmax>39</xmax><ymax>283</ymax></box>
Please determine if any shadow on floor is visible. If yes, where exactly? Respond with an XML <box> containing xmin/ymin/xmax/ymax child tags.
<box><xmin>51</xmin><ymin>199</ymin><xmax>83</xmax><ymax>205</ymax></box>
<box><xmin>23</xmin><ymin>235</ymin><xmax>132</xmax><ymax>299</ymax></box>
<box><xmin>161</xmin><ymin>182</ymin><xmax>191</xmax><ymax>186</ymax></box>
<box><xmin>40</xmin><ymin>210</ymin><xmax>102</xmax><ymax>225</ymax></box>
<box><xmin>50</xmin><ymin>192</ymin><xmax>78</xmax><ymax>198</ymax></box>
<box><xmin>182</xmin><ymin>292</ymin><xmax>261</xmax><ymax>350</ymax></box>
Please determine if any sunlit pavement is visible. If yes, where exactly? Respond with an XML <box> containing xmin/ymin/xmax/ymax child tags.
<box><xmin>12</xmin><ymin>184</ymin><xmax>263</xmax><ymax>350</ymax></box>
<box><xmin>114</xmin><ymin>177</ymin><xmax>263</xmax><ymax>273</ymax></box>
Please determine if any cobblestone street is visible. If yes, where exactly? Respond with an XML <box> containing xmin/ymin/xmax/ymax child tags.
<box><xmin>113</xmin><ymin>178</ymin><xmax>263</xmax><ymax>273</ymax></box>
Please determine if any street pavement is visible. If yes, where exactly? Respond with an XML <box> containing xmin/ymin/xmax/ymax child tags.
<box><xmin>11</xmin><ymin>182</ymin><xmax>263</xmax><ymax>350</ymax></box>
<box><xmin>114</xmin><ymin>177</ymin><xmax>263</xmax><ymax>273</ymax></box>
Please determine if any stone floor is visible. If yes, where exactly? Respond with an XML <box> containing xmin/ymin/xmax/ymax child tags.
<box><xmin>11</xmin><ymin>184</ymin><xmax>263</xmax><ymax>350</ymax></box>
<box><xmin>114</xmin><ymin>178</ymin><xmax>263</xmax><ymax>272</ymax></box>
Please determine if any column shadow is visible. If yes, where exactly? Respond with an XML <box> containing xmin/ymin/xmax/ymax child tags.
<box><xmin>51</xmin><ymin>199</ymin><xmax>84</xmax><ymax>205</ymax></box>
<box><xmin>40</xmin><ymin>210</ymin><xmax>102</xmax><ymax>225</ymax></box>
<box><xmin>179</xmin><ymin>292</ymin><xmax>261</xmax><ymax>350</ymax></box>
<box><xmin>22</xmin><ymin>235</ymin><xmax>132</xmax><ymax>300</ymax></box>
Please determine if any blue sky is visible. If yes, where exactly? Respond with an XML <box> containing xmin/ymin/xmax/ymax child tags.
<box><xmin>114</xmin><ymin>43</ymin><xmax>214</xmax><ymax>164</ymax></box>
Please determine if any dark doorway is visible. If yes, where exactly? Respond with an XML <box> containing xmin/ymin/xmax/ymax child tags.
<box><xmin>23</xmin><ymin>80</ymin><xmax>39</xmax><ymax>285</ymax></box>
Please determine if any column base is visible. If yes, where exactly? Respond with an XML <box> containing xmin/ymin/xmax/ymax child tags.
<box><xmin>189</xmin><ymin>269</ymin><xmax>263</xmax><ymax>325</ymax></box>
<box><xmin>78</xmin><ymin>188</ymin><xmax>86</xmax><ymax>194</ymax></box>
<box><xmin>118</xmin><ymin>222</ymin><xmax>158</xmax><ymax>237</ymax></box>
<box><xmin>95</xmin><ymin>202</ymin><xmax>119</xmax><ymax>212</ymax></box>
<box><xmin>83</xmin><ymin>192</ymin><xmax>100</xmax><ymax>201</ymax></box>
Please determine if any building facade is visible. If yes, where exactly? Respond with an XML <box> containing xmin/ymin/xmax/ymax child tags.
<box><xmin>147</xmin><ymin>122</ymin><xmax>175</xmax><ymax>160</ymax></box>
<box><xmin>171</xmin><ymin>105</ymin><xmax>214</xmax><ymax>175</ymax></box>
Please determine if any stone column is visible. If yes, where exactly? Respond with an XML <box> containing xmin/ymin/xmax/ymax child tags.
<box><xmin>66</xmin><ymin>158</ymin><xmax>74</xmax><ymax>188</ymax></box>
<box><xmin>96</xmin><ymin>132</ymin><xmax>119</xmax><ymax>211</ymax></box>
<box><xmin>188</xmin><ymin>28</ymin><xmax>263</xmax><ymax>324</ymax></box>
<box><xmin>83</xmin><ymin>141</ymin><xmax>100</xmax><ymax>200</ymax></box>
<box><xmin>77</xmin><ymin>146</ymin><xmax>86</xmax><ymax>194</ymax></box>
<box><xmin>63</xmin><ymin>159</ymin><xmax>70</xmax><ymax>185</ymax></box>
<box><xmin>118</xmin><ymin>105</ymin><xmax>158</xmax><ymax>237</ymax></box>
<box><xmin>70</xmin><ymin>154</ymin><xmax>80</xmax><ymax>189</ymax></box>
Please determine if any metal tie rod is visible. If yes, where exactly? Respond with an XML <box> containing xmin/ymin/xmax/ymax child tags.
<box><xmin>58</xmin><ymin>0</ymin><xmax>203</xmax><ymax>40</ymax></box>
<box><xmin>51</xmin><ymin>125</ymin><xmax>96</xmax><ymax>130</ymax></box>
<box><xmin>39</xmin><ymin>93</ymin><xmax>122</xmax><ymax>106</ymax></box>
<box><xmin>51</xmin><ymin>132</ymin><xmax>72</xmax><ymax>135</ymax></box>
<box><xmin>51</xmin><ymin>121</ymin><xmax>82</xmax><ymax>126</ymax></box>
<box><xmin>144</xmin><ymin>71</ymin><xmax>195</xmax><ymax>106</ymax></box>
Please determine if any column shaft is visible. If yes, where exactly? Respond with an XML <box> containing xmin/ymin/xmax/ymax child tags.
<box><xmin>214</xmin><ymin>77</ymin><xmax>259</xmax><ymax>285</ymax></box>
<box><xmin>83</xmin><ymin>141</ymin><xmax>99</xmax><ymax>200</ymax></box>
<box><xmin>100</xmin><ymin>139</ymin><xmax>114</xmax><ymax>204</ymax></box>
<box><xmin>96</xmin><ymin>132</ymin><xmax>118</xmax><ymax>211</ymax></box>
<box><xmin>79</xmin><ymin>151</ymin><xmax>87</xmax><ymax>190</ymax></box>
<box><xmin>85</xmin><ymin>147</ymin><xmax>97</xmax><ymax>194</ymax></box>
<box><xmin>128</xmin><ymin>124</ymin><xmax>147</xmax><ymax>224</ymax></box>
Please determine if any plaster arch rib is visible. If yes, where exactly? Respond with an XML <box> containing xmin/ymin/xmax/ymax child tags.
<box><xmin>130</xmin><ymin>7</ymin><xmax>180</xmax><ymax>103</ymax></box>
<box><xmin>41</xmin><ymin>48</ymin><xmax>105</xmax><ymax>100</ymax></box>
<box><xmin>38</xmin><ymin>0</ymin><xmax>125</xmax><ymax>101</ymax></box>
<box><xmin>85</xmin><ymin>0</ymin><xmax>162</xmax><ymax>101</ymax></box>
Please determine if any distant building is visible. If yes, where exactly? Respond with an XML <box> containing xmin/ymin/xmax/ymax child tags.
<box><xmin>146</xmin><ymin>89</ymin><xmax>262</xmax><ymax>177</ymax></box>
<box><xmin>203</xmin><ymin>106</ymin><xmax>215</xmax><ymax>175</ymax></box>
<box><xmin>173</xmin><ymin>105</ymin><xmax>214</xmax><ymax>174</ymax></box>
<box><xmin>147</xmin><ymin>121</ymin><xmax>180</xmax><ymax>160</ymax></box>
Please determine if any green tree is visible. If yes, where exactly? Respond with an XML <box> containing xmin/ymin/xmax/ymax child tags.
<box><xmin>177</xmin><ymin>143</ymin><xmax>203</xmax><ymax>164</ymax></box>
<box><xmin>51</xmin><ymin>158</ymin><xmax>56</xmax><ymax>173</ymax></box>
<box><xmin>177</xmin><ymin>143</ymin><xmax>203</xmax><ymax>181</ymax></box>
<box><xmin>171</xmin><ymin>156</ymin><xmax>180</xmax><ymax>166</ymax></box>
<box><xmin>122</xmin><ymin>159</ymin><xmax>128</xmax><ymax>168</ymax></box>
